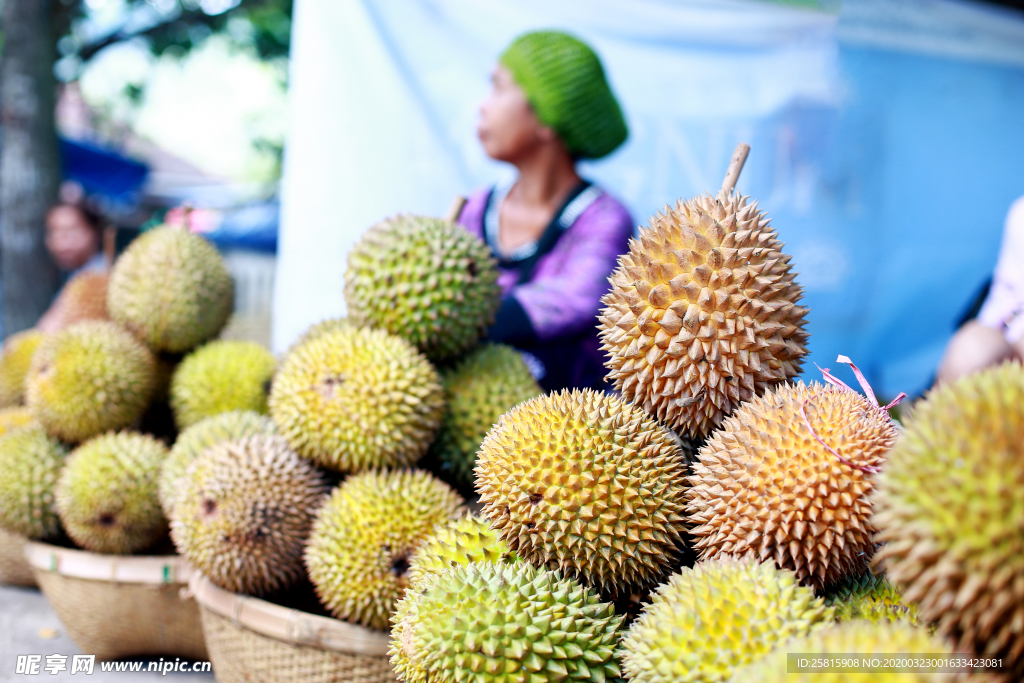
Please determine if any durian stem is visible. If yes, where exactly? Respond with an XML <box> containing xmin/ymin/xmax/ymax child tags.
<box><xmin>444</xmin><ymin>195</ymin><xmax>468</xmax><ymax>224</ymax></box>
<box><xmin>720</xmin><ymin>143</ymin><xmax>751</xmax><ymax>197</ymax></box>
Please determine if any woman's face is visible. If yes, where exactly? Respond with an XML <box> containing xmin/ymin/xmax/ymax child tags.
<box><xmin>478</xmin><ymin>65</ymin><xmax>551</xmax><ymax>162</ymax></box>
<box><xmin>45</xmin><ymin>206</ymin><xmax>98</xmax><ymax>271</ymax></box>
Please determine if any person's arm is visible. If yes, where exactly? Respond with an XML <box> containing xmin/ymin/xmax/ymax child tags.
<box><xmin>490</xmin><ymin>195</ymin><xmax>633</xmax><ymax>343</ymax></box>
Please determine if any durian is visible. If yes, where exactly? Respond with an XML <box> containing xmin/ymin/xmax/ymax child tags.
<box><xmin>304</xmin><ymin>469</ymin><xmax>463</xmax><ymax>630</ymax></box>
<box><xmin>826</xmin><ymin>569</ymin><xmax>920</xmax><ymax>625</ymax></box>
<box><xmin>407</xmin><ymin>513</ymin><xmax>515</xmax><ymax>589</ymax></box>
<box><xmin>0</xmin><ymin>406</ymin><xmax>36</xmax><ymax>435</ymax></box>
<box><xmin>873</xmin><ymin>362</ymin><xmax>1024</xmax><ymax>669</ymax></box>
<box><xmin>432</xmin><ymin>344</ymin><xmax>542</xmax><ymax>485</ymax></box>
<box><xmin>26</xmin><ymin>321</ymin><xmax>156</xmax><ymax>443</ymax></box>
<box><xmin>598</xmin><ymin>192</ymin><xmax>808</xmax><ymax>438</ymax></box>
<box><xmin>0</xmin><ymin>329</ymin><xmax>44</xmax><ymax>407</ymax></box>
<box><xmin>475</xmin><ymin>389</ymin><xmax>689</xmax><ymax>593</ymax></box>
<box><xmin>54</xmin><ymin>270</ymin><xmax>109</xmax><ymax>326</ymax></box>
<box><xmin>685</xmin><ymin>380</ymin><xmax>898</xmax><ymax>589</ymax></box>
<box><xmin>169</xmin><ymin>340</ymin><xmax>276</xmax><ymax>429</ymax></box>
<box><xmin>730</xmin><ymin>621</ymin><xmax>959</xmax><ymax>683</ymax></box>
<box><xmin>270</xmin><ymin>327</ymin><xmax>444</xmax><ymax>472</ymax></box>
<box><xmin>0</xmin><ymin>427</ymin><xmax>67</xmax><ymax>539</ymax></box>
<box><xmin>170</xmin><ymin>434</ymin><xmax>326</xmax><ymax>595</ymax></box>
<box><xmin>107</xmin><ymin>225</ymin><xmax>234</xmax><ymax>353</ymax></box>
<box><xmin>618</xmin><ymin>557</ymin><xmax>832</xmax><ymax>683</ymax></box>
<box><xmin>158</xmin><ymin>410</ymin><xmax>276</xmax><ymax>516</ymax></box>
<box><xmin>344</xmin><ymin>214</ymin><xmax>500</xmax><ymax>362</ymax></box>
<box><xmin>391</xmin><ymin>562</ymin><xmax>622</xmax><ymax>683</ymax></box>
<box><xmin>55</xmin><ymin>432</ymin><xmax>168</xmax><ymax>554</ymax></box>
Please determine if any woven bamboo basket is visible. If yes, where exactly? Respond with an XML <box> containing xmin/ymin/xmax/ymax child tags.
<box><xmin>24</xmin><ymin>541</ymin><xmax>207</xmax><ymax>661</ymax></box>
<box><xmin>189</xmin><ymin>572</ymin><xmax>395</xmax><ymax>683</ymax></box>
<box><xmin>0</xmin><ymin>528</ymin><xmax>36</xmax><ymax>587</ymax></box>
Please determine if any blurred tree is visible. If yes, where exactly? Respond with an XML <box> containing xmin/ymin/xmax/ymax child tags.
<box><xmin>54</xmin><ymin>0</ymin><xmax>292</xmax><ymax>77</ymax></box>
<box><xmin>0</xmin><ymin>0</ymin><xmax>63</xmax><ymax>336</ymax></box>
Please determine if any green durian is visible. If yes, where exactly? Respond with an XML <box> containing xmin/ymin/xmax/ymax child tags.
<box><xmin>826</xmin><ymin>569</ymin><xmax>920</xmax><ymax>625</ymax></box>
<box><xmin>55</xmin><ymin>432</ymin><xmax>168</xmax><ymax>554</ymax></box>
<box><xmin>406</xmin><ymin>513</ymin><xmax>515</xmax><ymax>589</ymax></box>
<box><xmin>270</xmin><ymin>327</ymin><xmax>443</xmax><ymax>472</ymax></box>
<box><xmin>730</xmin><ymin>621</ymin><xmax>960</xmax><ymax>683</ymax></box>
<box><xmin>169</xmin><ymin>340</ymin><xmax>276</xmax><ymax>429</ymax></box>
<box><xmin>304</xmin><ymin>469</ymin><xmax>463</xmax><ymax>630</ymax></box>
<box><xmin>873</xmin><ymin>362</ymin><xmax>1024</xmax><ymax>673</ymax></box>
<box><xmin>391</xmin><ymin>562</ymin><xmax>622</xmax><ymax>683</ymax></box>
<box><xmin>26</xmin><ymin>321</ymin><xmax>156</xmax><ymax>443</ymax></box>
<box><xmin>107</xmin><ymin>225</ymin><xmax>234</xmax><ymax>353</ymax></box>
<box><xmin>344</xmin><ymin>214</ymin><xmax>500</xmax><ymax>362</ymax></box>
<box><xmin>475</xmin><ymin>389</ymin><xmax>689</xmax><ymax>592</ymax></box>
<box><xmin>618</xmin><ymin>557</ymin><xmax>832</xmax><ymax>683</ymax></box>
<box><xmin>432</xmin><ymin>344</ymin><xmax>542</xmax><ymax>485</ymax></box>
<box><xmin>0</xmin><ymin>329</ymin><xmax>44</xmax><ymax>407</ymax></box>
<box><xmin>0</xmin><ymin>427</ymin><xmax>68</xmax><ymax>539</ymax></box>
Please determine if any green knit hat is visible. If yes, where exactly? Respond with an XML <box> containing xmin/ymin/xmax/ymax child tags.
<box><xmin>499</xmin><ymin>30</ymin><xmax>628</xmax><ymax>160</ymax></box>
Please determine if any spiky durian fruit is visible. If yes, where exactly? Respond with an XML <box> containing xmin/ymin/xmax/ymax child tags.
<box><xmin>598</xmin><ymin>192</ymin><xmax>808</xmax><ymax>438</ymax></box>
<box><xmin>407</xmin><ymin>513</ymin><xmax>515</xmax><ymax>589</ymax></box>
<box><xmin>685</xmin><ymin>381</ymin><xmax>898</xmax><ymax>589</ymax></box>
<box><xmin>391</xmin><ymin>562</ymin><xmax>622</xmax><ymax>683</ymax></box>
<box><xmin>873</xmin><ymin>362</ymin><xmax>1024</xmax><ymax>670</ymax></box>
<box><xmin>475</xmin><ymin>389</ymin><xmax>689</xmax><ymax>593</ymax></box>
<box><xmin>26</xmin><ymin>322</ymin><xmax>156</xmax><ymax>443</ymax></box>
<box><xmin>169</xmin><ymin>340</ymin><xmax>276</xmax><ymax>430</ymax></box>
<box><xmin>619</xmin><ymin>557</ymin><xmax>831</xmax><ymax>683</ymax></box>
<box><xmin>826</xmin><ymin>569</ymin><xmax>920</xmax><ymax>625</ymax></box>
<box><xmin>55</xmin><ymin>432</ymin><xmax>168</xmax><ymax>554</ymax></box>
<box><xmin>0</xmin><ymin>329</ymin><xmax>44</xmax><ymax>407</ymax></box>
<box><xmin>170</xmin><ymin>434</ymin><xmax>326</xmax><ymax>595</ymax></box>
<box><xmin>56</xmin><ymin>271</ymin><xmax>109</xmax><ymax>326</ymax></box>
<box><xmin>0</xmin><ymin>407</ymin><xmax>36</xmax><ymax>435</ymax></box>
<box><xmin>0</xmin><ymin>428</ymin><xmax>67</xmax><ymax>539</ymax></box>
<box><xmin>344</xmin><ymin>214</ymin><xmax>500</xmax><ymax>362</ymax></box>
<box><xmin>270</xmin><ymin>327</ymin><xmax>444</xmax><ymax>472</ymax></box>
<box><xmin>432</xmin><ymin>344</ymin><xmax>542</xmax><ymax>485</ymax></box>
<box><xmin>730</xmin><ymin>621</ymin><xmax>959</xmax><ymax>683</ymax></box>
<box><xmin>107</xmin><ymin>225</ymin><xmax>234</xmax><ymax>353</ymax></box>
<box><xmin>158</xmin><ymin>410</ymin><xmax>276</xmax><ymax>516</ymax></box>
<box><xmin>304</xmin><ymin>469</ymin><xmax>463</xmax><ymax>630</ymax></box>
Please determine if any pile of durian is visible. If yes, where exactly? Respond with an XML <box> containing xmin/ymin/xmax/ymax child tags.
<box><xmin>0</xmin><ymin>150</ymin><xmax>1019</xmax><ymax>683</ymax></box>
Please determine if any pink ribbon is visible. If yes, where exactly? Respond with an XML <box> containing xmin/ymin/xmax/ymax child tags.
<box><xmin>800</xmin><ymin>355</ymin><xmax>906</xmax><ymax>474</ymax></box>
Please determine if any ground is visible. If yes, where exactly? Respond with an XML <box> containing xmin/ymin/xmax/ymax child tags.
<box><xmin>0</xmin><ymin>585</ymin><xmax>216</xmax><ymax>682</ymax></box>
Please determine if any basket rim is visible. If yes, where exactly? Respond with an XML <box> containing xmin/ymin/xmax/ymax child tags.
<box><xmin>23</xmin><ymin>540</ymin><xmax>191</xmax><ymax>585</ymax></box>
<box><xmin>189</xmin><ymin>572</ymin><xmax>391</xmax><ymax>657</ymax></box>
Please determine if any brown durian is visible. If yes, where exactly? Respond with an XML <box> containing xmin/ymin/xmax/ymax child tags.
<box><xmin>686</xmin><ymin>380</ymin><xmax>898</xmax><ymax>590</ymax></box>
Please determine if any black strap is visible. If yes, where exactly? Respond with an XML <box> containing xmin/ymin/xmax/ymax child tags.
<box><xmin>483</xmin><ymin>180</ymin><xmax>593</xmax><ymax>284</ymax></box>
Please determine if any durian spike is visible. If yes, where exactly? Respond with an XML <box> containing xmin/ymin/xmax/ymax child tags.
<box><xmin>444</xmin><ymin>195</ymin><xmax>467</xmax><ymax>224</ymax></box>
<box><xmin>719</xmin><ymin>142</ymin><xmax>751</xmax><ymax>198</ymax></box>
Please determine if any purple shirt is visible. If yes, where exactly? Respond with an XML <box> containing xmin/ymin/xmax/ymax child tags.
<box><xmin>458</xmin><ymin>185</ymin><xmax>634</xmax><ymax>341</ymax></box>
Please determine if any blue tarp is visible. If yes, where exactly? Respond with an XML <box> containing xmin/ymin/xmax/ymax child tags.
<box><xmin>276</xmin><ymin>0</ymin><xmax>1024</xmax><ymax>397</ymax></box>
<box><xmin>59</xmin><ymin>138</ymin><xmax>149</xmax><ymax>206</ymax></box>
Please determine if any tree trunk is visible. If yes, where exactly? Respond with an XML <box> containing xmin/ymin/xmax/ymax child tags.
<box><xmin>0</xmin><ymin>0</ymin><xmax>61</xmax><ymax>337</ymax></box>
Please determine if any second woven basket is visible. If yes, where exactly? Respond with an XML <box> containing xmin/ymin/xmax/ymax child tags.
<box><xmin>189</xmin><ymin>572</ymin><xmax>395</xmax><ymax>683</ymax></box>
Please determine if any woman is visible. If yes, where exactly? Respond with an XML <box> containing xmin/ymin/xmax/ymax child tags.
<box><xmin>936</xmin><ymin>195</ymin><xmax>1024</xmax><ymax>383</ymax></box>
<box><xmin>36</xmin><ymin>203</ymin><xmax>109</xmax><ymax>332</ymax></box>
<box><xmin>457</xmin><ymin>30</ymin><xmax>633</xmax><ymax>392</ymax></box>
